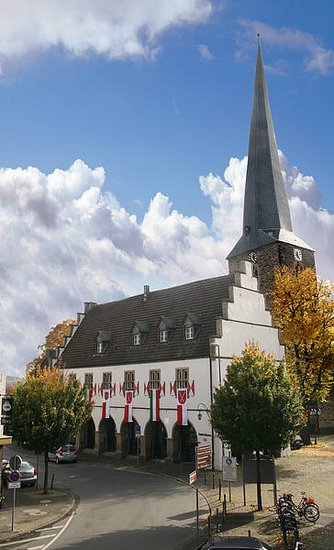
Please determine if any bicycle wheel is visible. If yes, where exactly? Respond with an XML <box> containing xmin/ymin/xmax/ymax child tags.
<box><xmin>304</xmin><ymin>503</ymin><xmax>320</xmax><ymax>522</ymax></box>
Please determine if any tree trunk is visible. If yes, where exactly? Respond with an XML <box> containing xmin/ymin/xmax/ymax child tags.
<box><xmin>256</xmin><ymin>450</ymin><xmax>262</xmax><ymax>511</ymax></box>
<box><xmin>43</xmin><ymin>450</ymin><xmax>49</xmax><ymax>494</ymax></box>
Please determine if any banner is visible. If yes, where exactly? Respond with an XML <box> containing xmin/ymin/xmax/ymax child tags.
<box><xmin>84</xmin><ymin>388</ymin><xmax>93</xmax><ymax>402</ymax></box>
<box><xmin>124</xmin><ymin>391</ymin><xmax>133</xmax><ymax>422</ymax></box>
<box><xmin>150</xmin><ymin>389</ymin><xmax>160</xmax><ymax>422</ymax></box>
<box><xmin>102</xmin><ymin>390</ymin><xmax>110</xmax><ymax>419</ymax></box>
<box><xmin>177</xmin><ymin>389</ymin><xmax>188</xmax><ymax>426</ymax></box>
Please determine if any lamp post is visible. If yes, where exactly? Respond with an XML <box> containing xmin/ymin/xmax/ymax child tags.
<box><xmin>197</xmin><ymin>403</ymin><xmax>209</xmax><ymax>421</ymax></box>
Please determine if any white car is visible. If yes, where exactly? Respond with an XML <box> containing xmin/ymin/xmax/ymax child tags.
<box><xmin>48</xmin><ymin>444</ymin><xmax>78</xmax><ymax>464</ymax></box>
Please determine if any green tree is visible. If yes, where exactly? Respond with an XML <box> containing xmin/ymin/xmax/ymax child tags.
<box><xmin>12</xmin><ymin>367</ymin><xmax>92</xmax><ymax>494</ymax></box>
<box><xmin>210</xmin><ymin>342</ymin><xmax>304</xmax><ymax>510</ymax></box>
<box><xmin>271</xmin><ymin>267</ymin><xmax>334</xmax><ymax>409</ymax></box>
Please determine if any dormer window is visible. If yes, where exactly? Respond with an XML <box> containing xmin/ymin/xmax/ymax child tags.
<box><xmin>133</xmin><ymin>332</ymin><xmax>141</xmax><ymax>346</ymax></box>
<box><xmin>184</xmin><ymin>313</ymin><xmax>202</xmax><ymax>341</ymax></box>
<box><xmin>132</xmin><ymin>321</ymin><xmax>150</xmax><ymax>347</ymax></box>
<box><xmin>95</xmin><ymin>330</ymin><xmax>112</xmax><ymax>355</ymax></box>
<box><xmin>158</xmin><ymin>316</ymin><xmax>176</xmax><ymax>344</ymax></box>
<box><xmin>185</xmin><ymin>326</ymin><xmax>194</xmax><ymax>340</ymax></box>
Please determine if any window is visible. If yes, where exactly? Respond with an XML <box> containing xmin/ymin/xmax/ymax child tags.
<box><xmin>102</xmin><ymin>372</ymin><xmax>112</xmax><ymax>390</ymax></box>
<box><xmin>124</xmin><ymin>371</ymin><xmax>135</xmax><ymax>391</ymax></box>
<box><xmin>84</xmin><ymin>373</ymin><xmax>93</xmax><ymax>390</ymax></box>
<box><xmin>132</xmin><ymin>321</ymin><xmax>150</xmax><ymax>346</ymax></box>
<box><xmin>176</xmin><ymin>368</ymin><xmax>189</xmax><ymax>389</ymax></box>
<box><xmin>95</xmin><ymin>330</ymin><xmax>111</xmax><ymax>355</ymax></box>
<box><xmin>159</xmin><ymin>330</ymin><xmax>168</xmax><ymax>343</ymax></box>
<box><xmin>185</xmin><ymin>326</ymin><xmax>194</xmax><ymax>340</ymax></box>
<box><xmin>149</xmin><ymin>370</ymin><xmax>160</xmax><ymax>390</ymax></box>
<box><xmin>184</xmin><ymin>313</ymin><xmax>202</xmax><ymax>341</ymax></box>
<box><xmin>133</xmin><ymin>332</ymin><xmax>141</xmax><ymax>346</ymax></box>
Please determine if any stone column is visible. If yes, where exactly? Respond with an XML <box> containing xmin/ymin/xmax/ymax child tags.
<box><xmin>115</xmin><ymin>432</ymin><xmax>123</xmax><ymax>458</ymax></box>
<box><xmin>166</xmin><ymin>437</ymin><xmax>174</xmax><ymax>462</ymax></box>
<box><xmin>94</xmin><ymin>431</ymin><xmax>101</xmax><ymax>455</ymax></box>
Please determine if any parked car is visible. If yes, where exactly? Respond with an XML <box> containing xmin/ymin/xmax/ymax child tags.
<box><xmin>48</xmin><ymin>444</ymin><xmax>78</xmax><ymax>464</ymax></box>
<box><xmin>291</xmin><ymin>435</ymin><xmax>304</xmax><ymax>450</ymax></box>
<box><xmin>2</xmin><ymin>459</ymin><xmax>37</xmax><ymax>487</ymax></box>
<box><xmin>203</xmin><ymin>536</ymin><xmax>272</xmax><ymax>549</ymax></box>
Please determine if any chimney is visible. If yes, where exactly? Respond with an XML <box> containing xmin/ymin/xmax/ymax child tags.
<box><xmin>143</xmin><ymin>285</ymin><xmax>150</xmax><ymax>301</ymax></box>
<box><xmin>84</xmin><ymin>302</ymin><xmax>97</xmax><ymax>313</ymax></box>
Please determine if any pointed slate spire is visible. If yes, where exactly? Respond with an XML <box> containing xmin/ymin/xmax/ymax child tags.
<box><xmin>228</xmin><ymin>37</ymin><xmax>312</xmax><ymax>259</ymax></box>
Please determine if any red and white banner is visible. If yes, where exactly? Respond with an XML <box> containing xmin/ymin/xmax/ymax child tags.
<box><xmin>102</xmin><ymin>390</ymin><xmax>110</xmax><ymax>419</ymax></box>
<box><xmin>150</xmin><ymin>389</ymin><xmax>160</xmax><ymax>422</ymax></box>
<box><xmin>177</xmin><ymin>389</ymin><xmax>188</xmax><ymax>426</ymax></box>
<box><xmin>124</xmin><ymin>391</ymin><xmax>133</xmax><ymax>422</ymax></box>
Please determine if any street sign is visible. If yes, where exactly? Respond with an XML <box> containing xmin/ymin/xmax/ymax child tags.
<box><xmin>1</xmin><ymin>417</ymin><xmax>12</xmax><ymax>425</ymax></box>
<box><xmin>9</xmin><ymin>470</ymin><xmax>21</xmax><ymax>483</ymax></box>
<box><xmin>2</xmin><ymin>399</ymin><xmax>12</xmax><ymax>414</ymax></box>
<box><xmin>8</xmin><ymin>481</ymin><xmax>21</xmax><ymax>490</ymax></box>
<box><xmin>222</xmin><ymin>456</ymin><xmax>237</xmax><ymax>481</ymax></box>
<box><xmin>135</xmin><ymin>424</ymin><xmax>141</xmax><ymax>438</ymax></box>
<box><xmin>9</xmin><ymin>455</ymin><xmax>22</xmax><ymax>471</ymax></box>
<box><xmin>196</xmin><ymin>444</ymin><xmax>211</xmax><ymax>470</ymax></box>
<box><xmin>189</xmin><ymin>470</ymin><xmax>197</xmax><ymax>485</ymax></box>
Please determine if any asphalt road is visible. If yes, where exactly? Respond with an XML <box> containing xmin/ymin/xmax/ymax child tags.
<box><xmin>4</xmin><ymin>446</ymin><xmax>202</xmax><ymax>550</ymax></box>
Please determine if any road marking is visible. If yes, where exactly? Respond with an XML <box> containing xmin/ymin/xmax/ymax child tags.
<box><xmin>41</xmin><ymin>511</ymin><xmax>75</xmax><ymax>549</ymax></box>
<box><xmin>35</xmin><ymin>526</ymin><xmax>63</xmax><ymax>532</ymax></box>
<box><xmin>0</xmin><ymin>534</ymin><xmax>54</xmax><ymax>547</ymax></box>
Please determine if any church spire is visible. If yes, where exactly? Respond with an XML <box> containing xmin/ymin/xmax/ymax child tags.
<box><xmin>228</xmin><ymin>37</ymin><xmax>312</xmax><ymax>261</ymax></box>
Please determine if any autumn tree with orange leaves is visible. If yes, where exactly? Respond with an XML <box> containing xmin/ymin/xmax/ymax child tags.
<box><xmin>271</xmin><ymin>267</ymin><xmax>334</xmax><ymax>410</ymax></box>
<box><xmin>26</xmin><ymin>318</ymin><xmax>76</xmax><ymax>373</ymax></box>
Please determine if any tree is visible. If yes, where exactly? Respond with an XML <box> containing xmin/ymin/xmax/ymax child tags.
<box><xmin>210</xmin><ymin>342</ymin><xmax>304</xmax><ymax>510</ymax></box>
<box><xmin>271</xmin><ymin>267</ymin><xmax>334</xmax><ymax>410</ymax></box>
<box><xmin>12</xmin><ymin>367</ymin><xmax>92</xmax><ymax>494</ymax></box>
<box><xmin>26</xmin><ymin>319</ymin><xmax>77</xmax><ymax>373</ymax></box>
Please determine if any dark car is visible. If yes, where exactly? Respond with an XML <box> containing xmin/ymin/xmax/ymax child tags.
<box><xmin>2</xmin><ymin>459</ymin><xmax>37</xmax><ymax>487</ymax></box>
<box><xmin>204</xmin><ymin>536</ymin><xmax>272</xmax><ymax>549</ymax></box>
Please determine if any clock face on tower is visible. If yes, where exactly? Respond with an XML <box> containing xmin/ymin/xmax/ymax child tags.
<box><xmin>294</xmin><ymin>248</ymin><xmax>303</xmax><ymax>262</ymax></box>
<box><xmin>249</xmin><ymin>251</ymin><xmax>258</xmax><ymax>263</ymax></box>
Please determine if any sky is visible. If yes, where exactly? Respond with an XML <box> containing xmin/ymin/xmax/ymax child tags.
<box><xmin>0</xmin><ymin>0</ymin><xmax>333</xmax><ymax>378</ymax></box>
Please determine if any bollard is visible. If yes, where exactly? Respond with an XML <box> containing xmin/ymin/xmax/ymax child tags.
<box><xmin>248</xmin><ymin>530</ymin><xmax>251</xmax><ymax>538</ymax></box>
<box><xmin>219</xmin><ymin>479</ymin><xmax>221</xmax><ymax>501</ymax></box>
<box><xmin>212</xmin><ymin>472</ymin><xmax>215</xmax><ymax>489</ymax></box>
<box><xmin>223</xmin><ymin>494</ymin><xmax>227</xmax><ymax>517</ymax></box>
<box><xmin>216</xmin><ymin>508</ymin><xmax>219</xmax><ymax>532</ymax></box>
<box><xmin>207</xmin><ymin>514</ymin><xmax>211</xmax><ymax>539</ymax></box>
<box><xmin>50</xmin><ymin>473</ymin><xmax>54</xmax><ymax>490</ymax></box>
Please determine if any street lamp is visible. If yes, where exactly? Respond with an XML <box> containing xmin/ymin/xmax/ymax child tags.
<box><xmin>197</xmin><ymin>403</ymin><xmax>209</xmax><ymax>421</ymax></box>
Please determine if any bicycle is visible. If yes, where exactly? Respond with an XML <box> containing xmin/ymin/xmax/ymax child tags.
<box><xmin>281</xmin><ymin>492</ymin><xmax>320</xmax><ymax>523</ymax></box>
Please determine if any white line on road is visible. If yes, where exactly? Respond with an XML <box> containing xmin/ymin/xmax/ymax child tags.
<box><xmin>35</xmin><ymin>526</ymin><xmax>63</xmax><ymax>532</ymax></box>
<box><xmin>0</xmin><ymin>534</ymin><xmax>54</xmax><ymax>547</ymax></box>
<box><xmin>41</xmin><ymin>511</ymin><xmax>75</xmax><ymax>550</ymax></box>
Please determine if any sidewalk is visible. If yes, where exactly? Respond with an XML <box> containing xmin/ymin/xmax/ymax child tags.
<box><xmin>0</xmin><ymin>487</ymin><xmax>76</xmax><ymax>543</ymax></box>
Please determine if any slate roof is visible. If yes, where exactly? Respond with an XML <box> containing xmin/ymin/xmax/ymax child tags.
<box><xmin>61</xmin><ymin>273</ymin><xmax>235</xmax><ymax>369</ymax></box>
<box><xmin>228</xmin><ymin>40</ymin><xmax>312</xmax><ymax>259</ymax></box>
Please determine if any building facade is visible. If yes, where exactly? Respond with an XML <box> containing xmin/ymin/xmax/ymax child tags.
<box><xmin>59</xmin><ymin>41</ymin><xmax>319</xmax><ymax>468</ymax></box>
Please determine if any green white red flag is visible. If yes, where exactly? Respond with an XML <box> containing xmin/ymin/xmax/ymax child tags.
<box><xmin>124</xmin><ymin>391</ymin><xmax>133</xmax><ymax>422</ymax></box>
<box><xmin>177</xmin><ymin>389</ymin><xmax>188</xmax><ymax>426</ymax></box>
<box><xmin>150</xmin><ymin>389</ymin><xmax>160</xmax><ymax>422</ymax></box>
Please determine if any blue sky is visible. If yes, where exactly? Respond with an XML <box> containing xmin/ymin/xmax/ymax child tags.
<box><xmin>0</xmin><ymin>0</ymin><xmax>333</xmax><ymax>376</ymax></box>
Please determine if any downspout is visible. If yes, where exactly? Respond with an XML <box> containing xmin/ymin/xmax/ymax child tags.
<box><xmin>209</xmin><ymin>355</ymin><xmax>215</xmax><ymax>470</ymax></box>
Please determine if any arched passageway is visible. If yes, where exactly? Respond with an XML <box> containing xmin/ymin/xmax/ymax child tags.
<box><xmin>80</xmin><ymin>417</ymin><xmax>96</xmax><ymax>450</ymax></box>
<box><xmin>172</xmin><ymin>422</ymin><xmax>198</xmax><ymax>463</ymax></box>
<box><xmin>99</xmin><ymin>417</ymin><xmax>116</xmax><ymax>453</ymax></box>
<box><xmin>120</xmin><ymin>419</ymin><xmax>140</xmax><ymax>457</ymax></box>
<box><xmin>144</xmin><ymin>420</ymin><xmax>167</xmax><ymax>459</ymax></box>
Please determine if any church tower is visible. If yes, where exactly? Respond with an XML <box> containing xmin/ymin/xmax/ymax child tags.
<box><xmin>227</xmin><ymin>37</ymin><xmax>315</xmax><ymax>297</ymax></box>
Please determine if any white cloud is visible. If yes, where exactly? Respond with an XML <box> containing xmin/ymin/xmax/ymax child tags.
<box><xmin>198</xmin><ymin>43</ymin><xmax>215</xmax><ymax>60</ymax></box>
<box><xmin>235</xmin><ymin>19</ymin><xmax>334</xmax><ymax>75</ymax></box>
<box><xmin>0</xmin><ymin>154</ymin><xmax>333</xmax><ymax>377</ymax></box>
<box><xmin>0</xmin><ymin>0</ymin><xmax>212</xmax><ymax>69</ymax></box>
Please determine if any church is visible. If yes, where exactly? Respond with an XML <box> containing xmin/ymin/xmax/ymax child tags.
<box><xmin>58</xmin><ymin>41</ymin><xmax>315</xmax><ymax>470</ymax></box>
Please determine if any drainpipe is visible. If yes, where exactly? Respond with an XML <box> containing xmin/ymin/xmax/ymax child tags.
<box><xmin>209</xmin><ymin>356</ymin><xmax>215</xmax><ymax>470</ymax></box>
